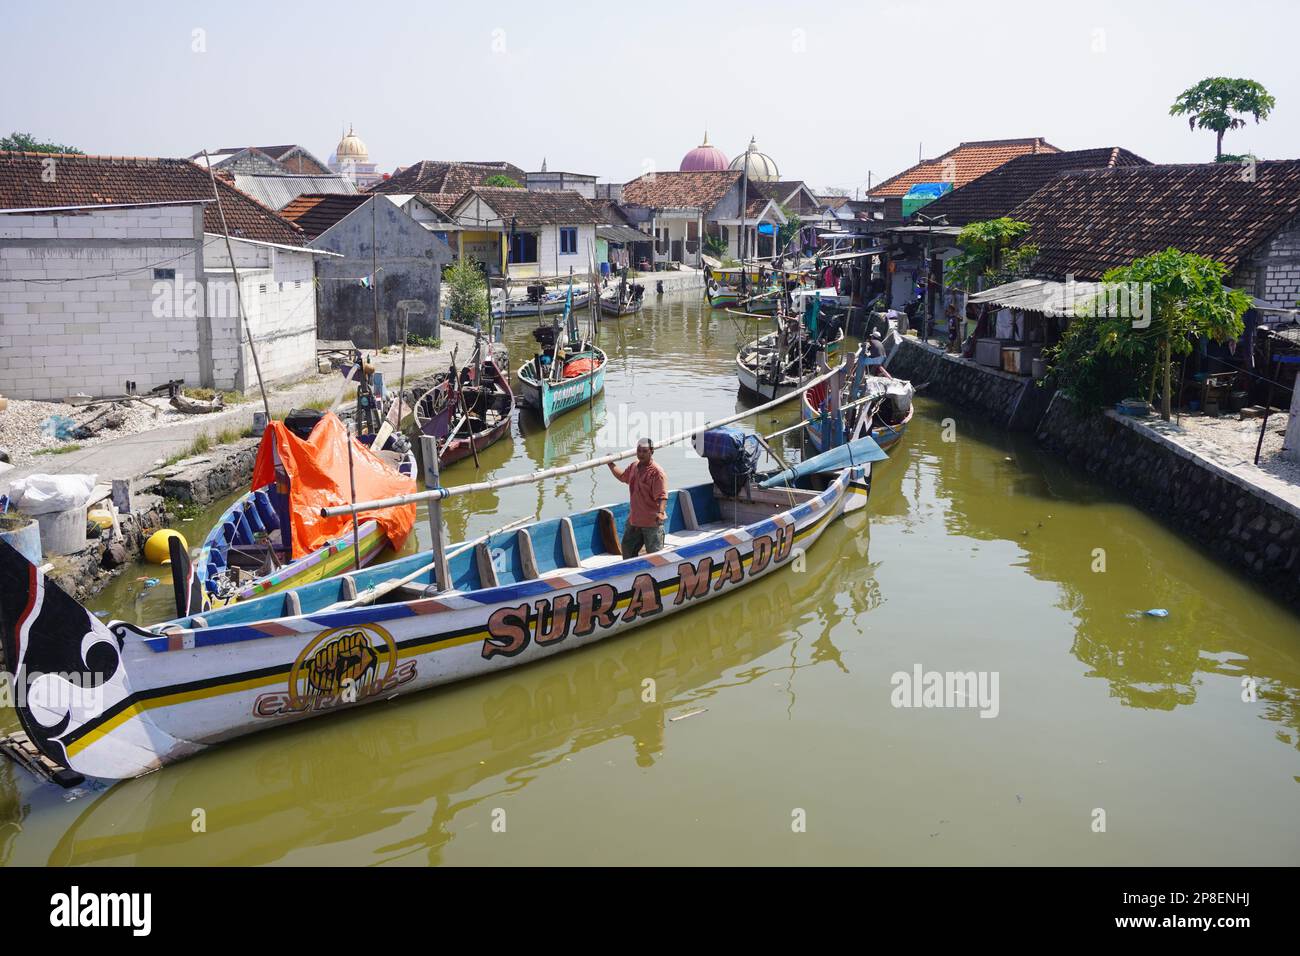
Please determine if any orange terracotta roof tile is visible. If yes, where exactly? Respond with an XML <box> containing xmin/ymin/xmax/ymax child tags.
<box><xmin>622</xmin><ymin>170</ymin><xmax>741</xmax><ymax>211</ymax></box>
<box><xmin>869</xmin><ymin>138</ymin><xmax>1061</xmax><ymax>198</ymax></box>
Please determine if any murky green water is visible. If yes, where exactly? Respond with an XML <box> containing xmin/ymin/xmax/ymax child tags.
<box><xmin>3</xmin><ymin>292</ymin><xmax>1299</xmax><ymax>865</ymax></box>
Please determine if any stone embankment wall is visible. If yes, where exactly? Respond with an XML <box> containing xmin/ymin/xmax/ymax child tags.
<box><xmin>1036</xmin><ymin>396</ymin><xmax>1300</xmax><ymax>604</ymax></box>
<box><xmin>889</xmin><ymin>335</ymin><xmax>1300</xmax><ymax>604</ymax></box>
<box><xmin>46</xmin><ymin>437</ymin><xmax>261</xmax><ymax>601</ymax></box>
<box><xmin>156</xmin><ymin>437</ymin><xmax>260</xmax><ymax>505</ymax></box>
<box><xmin>886</xmin><ymin>337</ymin><xmax>1053</xmax><ymax>431</ymax></box>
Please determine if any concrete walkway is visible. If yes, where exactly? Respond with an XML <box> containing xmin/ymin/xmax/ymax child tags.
<box><xmin>1</xmin><ymin>327</ymin><xmax>475</xmax><ymax>495</ymax></box>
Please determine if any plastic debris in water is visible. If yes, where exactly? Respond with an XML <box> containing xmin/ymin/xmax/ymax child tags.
<box><xmin>143</xmin><ymin>577</ymin><xmax>160</xmax><ymax>589</ymax></box>
<box><xmin>1145</xmin><ymin>608</ymin><xmax>1169</xmax><ymax>618</ymax></box>
<box><xmin>93</xmin><ymin>610</ymin><xmax>109</xmax><ymax>618</ymax></box>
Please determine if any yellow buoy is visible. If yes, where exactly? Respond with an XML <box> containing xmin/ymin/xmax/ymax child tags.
<box><xmin>144</xmin><ymin>528</ymin><xmax>188</xmax><ymax>565</ymax></box>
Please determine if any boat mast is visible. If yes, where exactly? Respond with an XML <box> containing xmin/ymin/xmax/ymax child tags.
<box><xmin>201</xmin><ymin>151</ymin><xmax>271</xmax><ymax>422</ymax></box>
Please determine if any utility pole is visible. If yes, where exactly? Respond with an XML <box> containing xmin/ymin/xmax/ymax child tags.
<box><xmin>371</xmin><ymin>196</ymin><xmax>380</xmax><ymax>350</ymax></box>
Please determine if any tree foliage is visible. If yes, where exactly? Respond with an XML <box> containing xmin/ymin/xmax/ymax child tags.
<box><xmin>1045</xmin><ymin>248</ymin><xmax>1250</xmax><ymax>419</ymax></box>
<box><xmin>444</xmin><ymin>258</ymin><xmax>489</xmax><ymax>328</ymax></box>
<box><xmin>1169</xmin><ymin>77</ymin><xmax>1275</xmax><ymax>160</ymax></box>
<box><xmin>1</xmin><ymin>131</ymin><xmax>83</xmax><ymax>153</ymax></box>
<box><xmin>702</xmin><ymin>233</ymin><xmax>727</xmax><ymax>258</ymax></box>
<box><xmin>482</xmin><ymin>174</ymin><xmax>522</xmax><ymax>188</ymax></box>
<box><xmin>943</xmin><ymin>218</ymin><xmax>1038</xmax><ymax>291</ymax></box>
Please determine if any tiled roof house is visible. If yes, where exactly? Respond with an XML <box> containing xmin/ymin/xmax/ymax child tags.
<box><xmin>0</xmin><ymin>151</ymin><xmax>324</xmax><ymax>400</ymax></box>
<box><xmin>1008</xmin><ymin>160</ymin><xmax>1300</xmax><ymax>302</ymax></box>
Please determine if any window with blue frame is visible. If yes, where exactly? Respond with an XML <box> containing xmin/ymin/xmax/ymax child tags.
<box><xmin>559</xmin><ymin>227</ymin><xmax>577</xmax><ymax>255</ymax></box>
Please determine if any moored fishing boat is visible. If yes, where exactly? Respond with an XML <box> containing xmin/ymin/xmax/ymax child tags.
<box><xmin>736</xmin><ymin>310</ymin><xmax>845</xmax><ymax>401</ymax></box>
<box><xmin>412</xmin><ymin>334</ymin><xmax>515</xmax><ymax>466</ymax></box>
<box><xmin>515</xmin><ymin>281</ymin><xmax>607</xmax><ymax>427</ymax></box>
<box><xmin>190</xmin><ymin>411</ymin><xmax>416</xmax><ymax>610</ymax></box>
<box><xmin>801</xmin><ymin>342</ymin><xmax>915</xmax><ymax>454</ymax></box>
<box><xmin>0</xmin><ymin>362</ymin><xmax>883</xmax><ymax>782</ymax></box>
<box><xmin>0</xmin><ymin>428</ymin><xmax>884</xmax><ymax>782</ymax></box>
<box><xmin>599</xmin><ymin>276</ymin><xmax>645</xmax><ymax>318</ymax></box>
<box><xmin>492</xmin><ymin>285</ymin><xmax>591</xmax><ymax>319</ymax></box>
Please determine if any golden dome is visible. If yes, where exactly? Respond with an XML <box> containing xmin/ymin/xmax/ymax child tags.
<box><xmin>728</xmin><ymin>136</ymin><xmax>780</xmax><ymax>181</ymax></box>
<box><xmin>335</xmin><ymin>125</ymin><xmax>369</xmax><ymax>162</ymax></box>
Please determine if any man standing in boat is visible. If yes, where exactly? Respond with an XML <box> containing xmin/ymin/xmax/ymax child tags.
<box><xmin>608</xmin><ymin>438</ymin><xmax>668</xmax><ymax>558</ymax></box>
<box><xmin>867</xmin><ymin>329</ymin><xmax>887</xmax><ymax>375</ymax></box>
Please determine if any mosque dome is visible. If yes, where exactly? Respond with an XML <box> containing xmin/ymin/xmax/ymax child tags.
<box><xmin>335</xmin><ymin>125</ymin><xmax>369</xmax><ymax>162</ymax></box>
<box><xmin>728</xmin><ymin>136</ymin><xmax>780</xmax><ymax>181</ymax></box>
<box><xmin>679</xmin><ymin>131</ymin><xmax>729</xmax><ymax>172</ymax></box>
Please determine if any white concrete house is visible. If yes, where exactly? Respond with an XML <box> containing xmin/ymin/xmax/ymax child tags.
<box><xmin>0</xmin><ymin>152</ymin><xmax>335</xmax><ymax>401</ymax></box>
<box><xmin>448</xmin><ymin>186</ymin><xmax>602</xmax><ymax>280</ymax></box>
<box><xmin>621</xmin><ymin>170</ymin><xmax>788</xmax><ymax>267</ymax></box>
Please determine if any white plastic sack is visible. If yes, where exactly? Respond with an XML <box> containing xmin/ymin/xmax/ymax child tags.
<box><xmin>9</xmin><ymin>473</ymin><xmax>98</xmax><ymax>515</ymax></box>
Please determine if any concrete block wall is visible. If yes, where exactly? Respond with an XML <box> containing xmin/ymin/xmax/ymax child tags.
<box><xmin>0</xmin><ymin>205</ymin><xmax>204</xmax><ymax>400</ymax></box>
<box><xmin>886</xmin><ymin>336</ymin><xmax>1034</xmax><ymax>428</ymax></box>
<box><xmin>1258</xmin><ymin>215</ymin><xmax>1300</xmax><ymax>308</ymax></box>
<box><xmin>1037</xmin><ymin>394</ymin><xmax>1300</xmax><ymax>606</ymax></box>
<box><xmin>202</xmin><ymin>237</ymin><xmax>320</xmax><ymax>389</ymax></box>
<box><xmin>241</xmin><ymin>254</ymin><xmax>317</xmax><ymax>385</ymax></box>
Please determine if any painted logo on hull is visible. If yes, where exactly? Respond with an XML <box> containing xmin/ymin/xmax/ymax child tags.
<box><xmin>254</xmin><ymin>624</ymin><xmax>416</xmax><ymax>718</ymax></box>
<box><xmin>481</xmin><ymin>524</ymin><xmax>794</xmax><ymax>660</ymax></box>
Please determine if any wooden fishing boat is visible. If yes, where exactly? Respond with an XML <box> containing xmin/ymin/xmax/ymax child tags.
<box><xmin>736</xmin><ymin>318</ymin><xmax>845</xmax><ymax>401</ymax></box>
<box><xmin>708</xmin><ymin>285</ymin><xmax>741</xmax><ymax>308</ymax></box>
<box><xmin>801</xmin><ymin>344</ymin><xmax>915</xmax><ymax>454</ymax></box>
<box><xmin>191</xmin><ymin>411</ymin><xmax>416</xmax><ymax>610</ymax></box>
<box><xmin>0</xmin><ymin>426</ymin><xmax>886</xmax><ymax>781</ymax></box>
<box><xmin>517</xmin><ymin>343</ymin><xmax>607</xmax><ymax>427</ymax></box>
<box><xmin>492</xmin><ymin>287</ymin><xmax>591</xmax><ymax>319</ymax></box>
<box><xmin>412</xmin><ymin>340</ymin><xmax>514</xmax><ymax>466</ymax></box>
<box><xmin>599</xmin><ymin>279</ymin><xmax>645</xmax><ymax>318</ymax></box>
<box><xmin>515</xmin><ymin>283</ymin><xmax>607</xmax><ymax>427</ymax></box>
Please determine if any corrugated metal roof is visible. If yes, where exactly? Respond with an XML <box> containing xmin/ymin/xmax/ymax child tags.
<box><xmin>232</xmin><ymin>173</ymin><xmax>357</xmax><ymax>211</ymax></box>
<box><xmin>967</xmin><ymin>278</ymin><xmax>1106</xmax><ymax>315</ymax></box>
<box><xmin>597</xmin><ymin>224</ymin><xmax>649</xmax><ymax>243</ymax></box>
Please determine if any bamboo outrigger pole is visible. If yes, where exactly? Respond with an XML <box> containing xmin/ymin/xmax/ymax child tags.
<box><xmin>323</xmin><ymin>361</ymin><xmax>844</xmax><ymax>516</ymax></box>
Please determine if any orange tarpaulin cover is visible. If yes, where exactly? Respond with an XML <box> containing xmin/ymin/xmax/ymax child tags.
<box><xmin>251</xmin><ymin>413</ymin><xmax>416</xmax><ymax>559</ymax></box>
<box><xmin>563</xmin><ymin>357</ymin><xmax>598</xmax><ymax>378</ymax></box>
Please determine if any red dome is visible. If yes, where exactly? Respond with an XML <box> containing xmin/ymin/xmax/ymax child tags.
<box><xmin>679</xmin><ymin>132</ymin><xmax>729</xmax><ymax>172</ymax></box>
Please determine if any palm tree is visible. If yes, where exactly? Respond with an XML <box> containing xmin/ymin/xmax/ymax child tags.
<box><xmin>1169</xmin><ymin>78</ymin><xmax>1275</xmax><ymax>161</ymax></box>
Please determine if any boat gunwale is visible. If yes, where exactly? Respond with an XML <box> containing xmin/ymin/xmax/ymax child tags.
<box><xmin>140</xmin><ymin>472</ymin><xmax>848</xmax><ymax>651</ymax></box>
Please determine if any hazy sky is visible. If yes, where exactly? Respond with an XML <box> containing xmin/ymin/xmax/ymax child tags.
<box><xmin>3</xmin><ymin>0</ymin><xmax>1295</xmax><ymax>192</ymax></box>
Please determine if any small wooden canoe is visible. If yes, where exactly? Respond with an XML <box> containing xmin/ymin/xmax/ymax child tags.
<box><xmin>736</xmin><ymin>322</ymin><xmax>845</xmax><ymax>401</ymax></box>
<box><xmin>193</xmin><ymin>416</ymin><xmax>416</xmax><ymax>609</ymax></box>
<box><xmin>412</xmin><ymin>355</ymin><xmax>514</xmax><ymax>466</ymax></box>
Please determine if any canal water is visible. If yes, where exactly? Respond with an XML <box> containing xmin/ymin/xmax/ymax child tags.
<box><xmin>2</xmin><ymin>291</ymin><xmax>1298</xmax><ymax>865</ymax></box>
